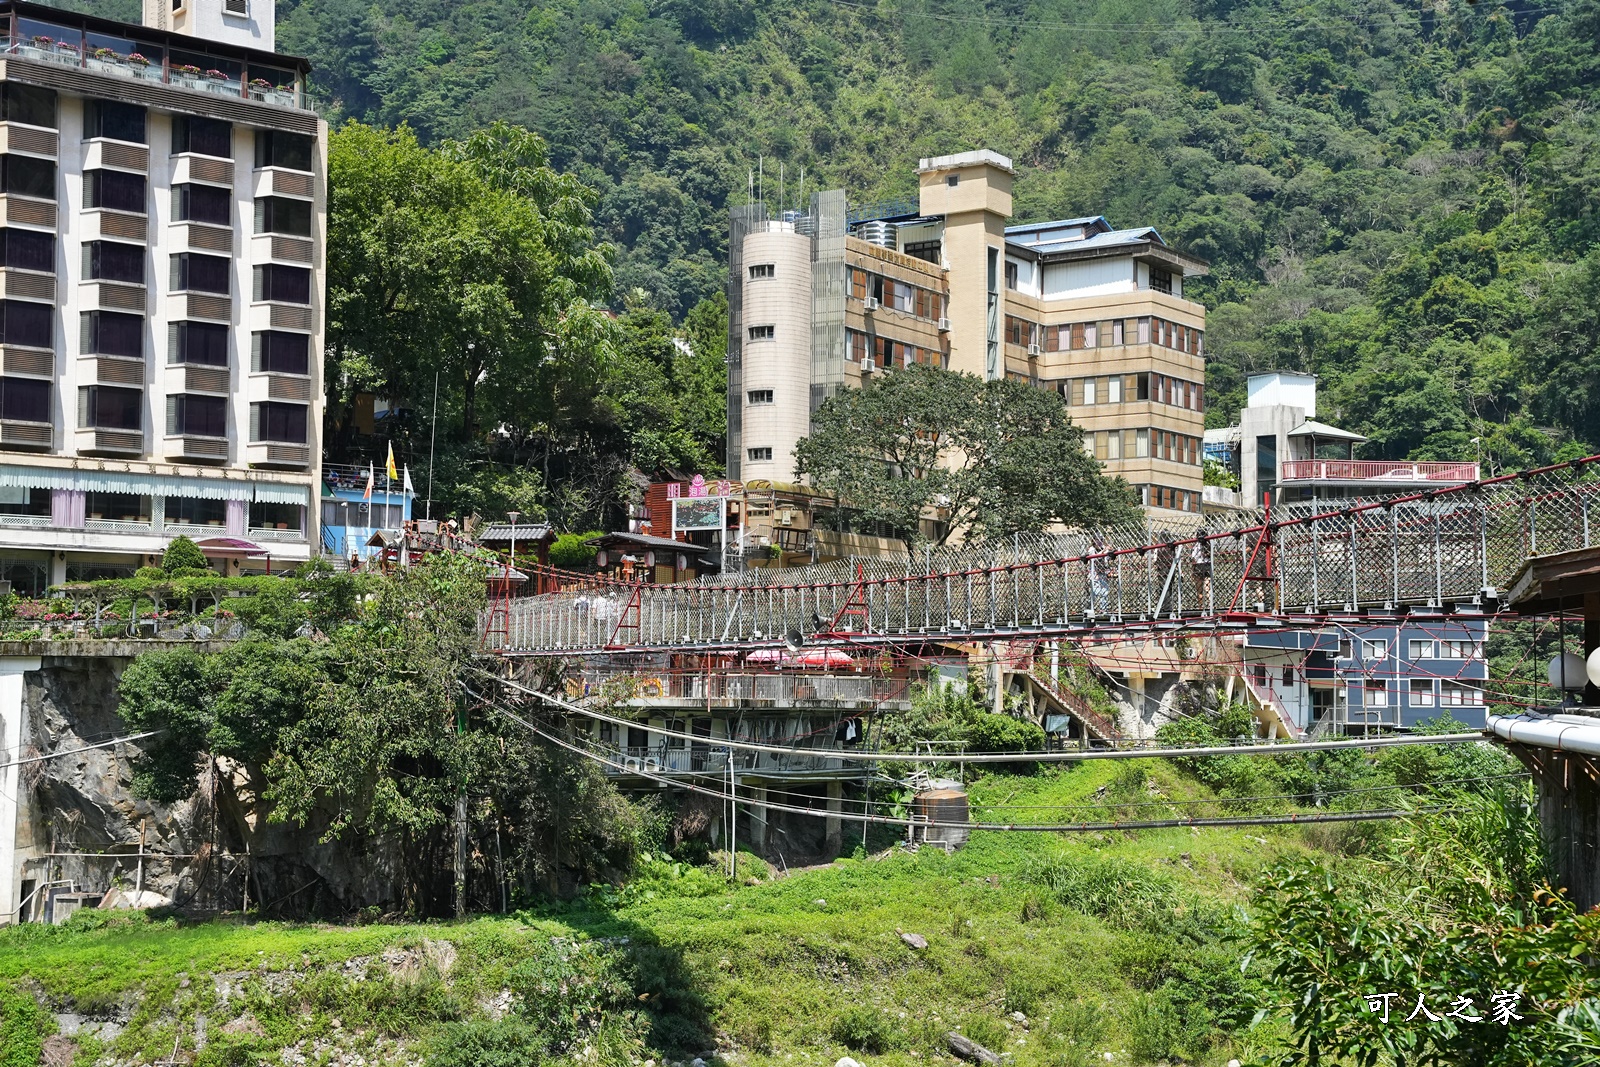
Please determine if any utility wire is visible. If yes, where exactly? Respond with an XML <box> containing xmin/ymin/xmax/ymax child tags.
<box><xmin>486</xmin><ymin>673</ymin><xmax>1489</xmax><ymax>763</ymax></box>
<box><xmin>0</xmin><ymin>730</ymin><xmax>163</xmax><ymax>771</ymax></box>
<box><xmin>472</xmin><ymin>686</ymin><xmax>1451</xmax><ymax>833</ymax></box>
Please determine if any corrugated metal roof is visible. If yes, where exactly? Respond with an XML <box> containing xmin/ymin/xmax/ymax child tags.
<box><xmin>1015</xmin><ymin>226</ymin><xmax>1167</xmax><ymax>254</ymax></box>
<box><xmin>1287</xmin><ymin>420</ymin><xmax>1367</xmax><ymax>442</ymax></box>
<box><xmin>1005</xmin><ymin>216</ymin><xmax>1110</xmax><ymax>236</ymax></box>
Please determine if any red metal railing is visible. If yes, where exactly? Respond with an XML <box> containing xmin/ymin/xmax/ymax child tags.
<box><xmin>1279</xmin><ymin>460</ymin><xmax>1479</xmax><ymax>483</ymax></box>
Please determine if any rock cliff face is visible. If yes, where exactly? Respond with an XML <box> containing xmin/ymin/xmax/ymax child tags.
<box><xmin>14</xmin><ymin>655</ymin><xmax>403</xmax><ymax>918</ymax></box>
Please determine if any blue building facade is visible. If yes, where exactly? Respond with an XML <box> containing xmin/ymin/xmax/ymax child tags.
<box><xmin>320</xmin><ymin>464</ymin><xmax>415</xmax><ymax>561</ymax></box>
<box><xmin>1242</xmin><ymin>614</ymin><xmax>1490</xmax><ymax>734</ymax></box>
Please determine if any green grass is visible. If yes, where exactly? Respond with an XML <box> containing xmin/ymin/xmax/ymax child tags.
<box><xmin>0</xmin><ymin>763</ymin><xmax>1324</xmax><ymax>1067</ymax></box>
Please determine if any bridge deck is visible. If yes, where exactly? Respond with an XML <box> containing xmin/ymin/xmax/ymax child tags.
<box><xmin>489</xmin><ymin>459</ymin><xmax>1600</xmax><ymax>656</ymax></box>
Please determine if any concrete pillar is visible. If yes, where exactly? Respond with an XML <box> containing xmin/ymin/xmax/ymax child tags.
<box><xmin>825</xmin><ymin>780</ymin><xmax>842</xmax><ymax>855</ymax></box>
<box><xmin>749</xmin><ymin>785</ymin><xmax>768</xmax><ymax>851</ymax></box>
<box><xmin>47</xmin><ymin>554</ymin><xmax>65</xmax><ymax>589</ymax></box>
<box><xmin>0</xmin><ymin>657</ymin><xmax>42</xmax><ymax>926</ymax></box>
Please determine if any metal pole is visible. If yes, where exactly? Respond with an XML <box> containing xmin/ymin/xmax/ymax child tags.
<box><xmin>425</xmin><ymin>370</ymin><xmax>439</xmax><ymax>521</ymax></box>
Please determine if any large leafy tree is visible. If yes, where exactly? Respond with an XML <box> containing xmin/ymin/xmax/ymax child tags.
<box><xmin>793</xmin><ymin>366</ymin><xmax>1138</xmax><ymax>549</ymax></box>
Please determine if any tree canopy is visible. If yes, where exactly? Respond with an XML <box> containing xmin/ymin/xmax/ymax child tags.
<box><xmin>793</xmin><ymin>366</ymin><xmax>1139</xmax><ymax>548</ymax></box>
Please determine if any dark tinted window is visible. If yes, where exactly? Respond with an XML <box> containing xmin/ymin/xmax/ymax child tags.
<box><xmin>254</xmin><ymin>330</ymin><xmax>308</xmax><ymax>374</ymax></box>
<box><xmin>166</xmin><ymin>495</ymin><xmax>225</xmax><ymax>525</ymax></box>
<box><xmin>86</xmin><ymin>170</ymin><xmax>146</xmax><ymax>213</ymax></box>
<box><xmin>0</xmin><ymin>229</ymin><xmax>54</xmax><ymax>272</ymax></box>
<box><xmin>173</xmin><ymin>253</ymin><xmax>230</xmax><ymax>294</ymax></box>
<box><xmin>249</xmin><ymin>501</ymin><xmax>301</xmax><ymax>529</ymax></box>
<box><xmin>255</xmin><ymin>401</ymin><xmax>306</xmax><ymax>442</ymax></box>
<box><xmin>255</xmin><ymin>130</ymin><xmax>313</xmax><ymax>171</ymax></box>
<box><xmin>175</xmin><ymin>184</ymin><xmax>230</xmax><ymax>225</ymax></box>
<box><xmin>171</xmin><ymin>116</ymin><xmax>232</xmax><ymax>158</ymax></box>
<box><xmin>84</xmin><ymin>100</ymin><xmax>147</xmax><ymax>144</ymax></box>
<box><xmin>256</xmin><ymin>264</ymin><xmax>310</xmax><ymax>304</ymax></box>
<box><xmin>85</xmin><ymin>492</ymin><xmax>148</xmax><ymax>522</ymax></box>
<box><xmin>0</xmin><ymin>377</ymin><xmax>48</xmax><ymax>422</ymax></box>
<box><xmin>170</xmin><ymin>394</ymin><xmax>226</xmax><ymax>437</ymax></box>
<box><xmin>1</xmin><ymin>84</ymin><xmax>56</xmax><ymax>128</ymax></box>
<box><xmin>255</xmin><ymin>196</ymin><xmax>311</xmax><ymax>236</ymax></box>
<box><xmin>84</xmin><ymin>311</ymin><xmax>143</xmax><ymax>358</ymax></box>
<box><xmin>2</xmin><ymin>156</ymin><xmax>55</xmax><ymax>200</ymax></box>
<box><xmin>86</xmin><ymin>241</ymin><xmax>144</xmax><ymax>284</ymax></box>
<box><xmin>82</xmin><ymin>385</ymin><xmax>141</xmax><ymax>430</ymax></box>
<box><xmin>0</xmin><ymin>300</ymin><xmax>51</xmax><ymax>348</ymax></box>
<box><xmin>171</xmin><ymin>321</ymin><xmax>228</xmax><ymax>365</ymax></box>
<box><xmin>0</xmin><ymin>487</ymin><xmax>51</xmax><ymax>518</ymax></box>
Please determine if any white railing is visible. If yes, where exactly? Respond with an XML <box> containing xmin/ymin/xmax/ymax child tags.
<box><xmin>162</xmin><ymin>523</ymin><xmax>227</xmax><ymax>539</ymax></box>
<box><xmin>0</xmin><ymin>514</ymin><xmax>50</xmax><ymax>528</ymax></box>
<box><xmin>84</xmin><ymin>518</ymin><xmax>151</xmax><ymax>535</ymax></box>
<box><xmin>248</xmin><ymin>527</ymin><xmax>307</xmax><ymax>543</ymax></box>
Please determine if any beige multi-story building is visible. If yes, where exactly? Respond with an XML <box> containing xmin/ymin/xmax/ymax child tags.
<box><xmin>0</xmin><ymin>0</ymin><xmax>323</xmax><ymax>591</ymax></box>
<box><xmin>728</xmin><ymin>150</ymin><xmax>1208</xmax><ymax>524</ymax></box>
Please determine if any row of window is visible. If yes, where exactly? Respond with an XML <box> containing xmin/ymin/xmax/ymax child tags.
<box><xmin>849</xmin><ymin>269</ymin><xmax>946</xmax><ymax>322</ymax></box>
<box><xmin>1061</xmin><ymin>373</ymin><xmax>1205</xmax><ymax>412</ymax></box>
<box><xmin>1084</xmin><ymin>428</ymin><xmax>1203</xmax><ymax>466</ymax></box>
<box><xmin>74</xmin><ymin>382</ymin><xmax>307</xmax><ymax>441</ymax></box>
<box><xmin>1004</xmin><ymin>315</ymin><xmax>1205</xmax><ymax>356</ymax></box>
<box><xmin>1340</xmin><ymin>638</ymin><xmax>1483</xmax><ymax>662</ymax></box>
<box><xmin>0</xmin><ymin>85</ymin><xmax>314</xmax><ymax>168</ymax></box>
<box><xmin>1135</xmin><ymin>483</ymin><xmax>1201</xmax><ymax>513</ymax></box>
<box><xmin>0</xmin><ymin>486</ymin><xmax>301</xmax><ymax>530</ymax></box>
<box><xmin>1364</xmin><ymin>680</ymin><xmax>1483</xmax><ymax>707</ymax></box>
<box><xmin>4</xmin><ymin>163</ymin><xmax>312</xmax><ymax>231</ymax></box>
<box><xmin>846</xmin><ymin>328</ymin><xmax>947</xmax><ymax>370</ymax></box>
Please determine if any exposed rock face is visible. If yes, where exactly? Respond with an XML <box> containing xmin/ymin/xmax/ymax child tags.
<box><xmin>13</xmin><ymin>655</ymin><xmax>405</xmax><ymax>918</ymax></box>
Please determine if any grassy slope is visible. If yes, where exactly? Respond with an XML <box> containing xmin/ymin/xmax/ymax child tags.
<box><xmin>0</xmin><ymin>761</ymin><xmax>1325</xmax><ymax>1067</ymax></box>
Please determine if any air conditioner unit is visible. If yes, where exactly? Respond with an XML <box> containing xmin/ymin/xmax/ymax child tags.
<box><xmin>1027</xmin><ymin>343</ymin><xmax>1042</xmax><ymax>356</ymax></box>
<box><xmin>778</xmin><ymin>509</ymin><xmax>794</xmax><ymax>526</ymax></box>
<box><xmin>861</xmin><ymin>355</ymin><xmax>876</xmax><ymax>373</ymax></box>
<box><xmin>864</xmin><ymin>297</ymin><xmax>880</xmax><ymax>311</ymax></box>
<box><xmin>937</xmin><ymin>317</ymin><xmax>951</xmax><ymax>332</ymax></box>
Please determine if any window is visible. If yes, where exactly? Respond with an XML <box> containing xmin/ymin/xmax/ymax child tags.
<box><xmin>255</xmin><ymin>130</ymin><xmax>314</xmax><ymax>172</ymax></box>
<box><xmin>85</xmin><ymin>170</ymin><xmax>146</xmax><ymax>214</ymax></box>
<box><xmin>167</xmin><ymin>394</ymin><xmax>227</xmax><ymax>437</ymax></box>
<box><xmin>171</xmin><ymin>116</ymin><xmax>232</xmax><ymax>159</ymax></box>
<box><xmin>1440</xmin><ymin>639</ymin><xmax>1481</xmax><ymax>660</ymax></box>
<box><xmin>1364</xmin><ymin>682</ymin><xmax>1388</xmax><ymax>707</ymax></box>
<box><xmin>224</xmin><ymin>0</ymin><xmax>249</xmax><ymax>16</ymax></box>
<box><xmin>1</xmin><ymin>84</ymin><xmax>56</xmax><ymax>129</ymax></box>
<box><xmin>0</xmin><ymin>300</ymin><xmax>52</xmax><ymax>348</ymax></box>
<box><xmin>1</xmin><ymin>156</ymin><xmax>55</xmax><ymax>200</ymax></box>
<box><xmin>0</xmin><ymin>377</ymin><xmax>48</xmax><ymax>422</ymax></box>
<box><xmin>251</xmin><ymin>401</ymin><xmax>307</xmax><ymax>443</ymax></box>
<box><xmin>748</xmin><ymin>325</ymin><xmax>774</xmax><ymax>341</ymax></box>
<box><xmin>747</xmin><ymin>447</ymin><xmax>772</xmax><ymax>461</ymax></box>
<box><xmin>1363</xmin><ymin>639</ymin><xmax>1387</xmax><ymax>661</ymax></box>
<box><xmin>172</xmin><ymin>253</ymin><xmax>231</xmax><ymax>294</ymax></box>
<box><xmin>79</xmin><ymin>385</ymin><xmax>141</xmax><ymax>430</ymax></box>
<box><xmin>1410</xmin><ymin>679</ymin><xmax>1436</xmax><ymax>707</ymax></box>
<box><xmin>947</xmin><ymin>174</ymin><xmax>959</xmax><ymax>187</ymax></box>
<box><xmin>1149</xmin><ymin>268</ymin><xmax>1173</xmax><ymax>295</ymax></box>
<box><xmin>174</xmin><ymin>184</ymin><xmax>231</xmax><ymax>225</ymax></box>
<box><xmin>1408</xmin><ymin>639</ymin><xmax>1435</xmax><ymax>660</ymax></box>
<box><xmin>166</xmin><ymin>496</ymin><xmax>225</xmax><ymax>526</ymax></box>
<box><xmin>249</xmin><ymin>501</ymin><xmax>302</xmax><ymax>531</ymax></box>
<box><xmin>254</xmin><ymin>196</ymin><xmax>311</xmax><ymax>236</ymax></box>
<box><xmin>0</xmin><ymin>486</ymin><xmax>50</xmax><ymax>516</ymax></box>
<box><xmin>1338</xmin><ymin>638</ymin><xmax>1353</xmax><ymax>660</ymax></box>
<box><xmin>1440</xmin><ymin>682</ymin><xmax>1483</xmax><ymax>707</ymax></box>
<box><xmin>748</xmin><ymin>263</ymin><xmax>774</xmax><ymax>280</ymax></box>
<box><xmin>84</xmin><ymin>100</ymin><xmax>147</xmax><ymax>145</ymax></box>
<box><xmin>1004</xmin><ymin>261</ymin><xmax>1018</xmax><ymax>290</ymax></box>
<box><xmin>82</xmin><ymin>311</ymin><xmax>143</xmax><ymax>358</ymax></box>
<box><xmin>170</xmin><ymin>321</ymin><xmax>229</xmax><ymax>366</ymax></box>
<box><xmin>0</xmin><ymin>229</ymin><xmax>53</xmax><ymax>272</ymax></box>
<box><xmin>252</xmin><ymin>331</ymin><xmax>308</xmax><ymax>374</ymax></box>
<box><xmin>747</xmin><ymin>389</ymin><xmax>774</xmax><ymax>405</ymax></box>
<box><xmin>85</xmin><ymin>241</ymin><xmax>144</xmax><ymax>284</ymax></box>
<box><xmin>85</xmin><ymin>492</ymin><xmax>149</xmax><ymax>522</ymax></box>
<box><xmin>1282</xmin><ymin>666</ymin><xmax>1294</xmax><ymax>688</ymax></box>
<box><xmin>254</xmin><ymin>265</ymin><xmax>311</xmax><ymax>304</ymax></box>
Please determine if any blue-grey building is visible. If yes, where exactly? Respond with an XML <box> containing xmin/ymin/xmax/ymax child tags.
<box><xmin>319</xmin><ymin>463</ymin><xmax>414</xmax><ymax>561</ymax></box>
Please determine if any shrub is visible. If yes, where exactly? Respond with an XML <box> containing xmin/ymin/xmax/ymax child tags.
<box><xmin>549</xmin><ymin>531</ymin><xmax>602</xmax><ymax>569</ymax></box>
<box><xmin>1125</xmin><ymin>989</ymin><xmax>1186</xmax><ymax>1062</ymax></box>
<box><xmin>0</xmin><ymin>983</ymin><xmax>51</xmax><ymax>1067</ymax></box>
<box><xmin>425</xmin><ymin>1019</ymin><xmax>545</xmax><ymax>1067</ymax></box>
<box><xmin>162</xmin><ymin>536</ymin><xmax>209</xmax><ymax>572</ymax></box>
<box><xmin>831</xmin><ymin>1004</ymin><xmax>906</xmax><ymax>1053</ymax></box>
<box><xmin>1023</xmin><ymin>853</ymin><xmax>1176</xmax><ymax>927</ymax></box>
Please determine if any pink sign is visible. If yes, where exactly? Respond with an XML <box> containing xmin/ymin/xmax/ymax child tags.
<box><xmin>666</xmin><ymin>483</ymin><xmax>681</xmax><ymax>499</ymax></box>
<box><xmin>689</xmin><ymin>475</ymin><xmax>709</xmax><ymax>498</ymax></box>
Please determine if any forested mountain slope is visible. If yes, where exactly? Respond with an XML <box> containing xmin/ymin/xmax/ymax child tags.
<box><xmin>262</xmin><ymin>0</ymin><xmax>1600</xmax><ymax>472</ymax></box>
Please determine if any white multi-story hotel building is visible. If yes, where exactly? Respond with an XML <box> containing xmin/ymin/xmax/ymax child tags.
<box><xmin>0</xmin><ymin>0</ymin><xmax>323</xmax><ymax>592</ymax></box>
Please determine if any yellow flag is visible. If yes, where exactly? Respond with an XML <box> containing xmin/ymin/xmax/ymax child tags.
<box><xmin>386</xmin><ymin>442</ymin><xmax>398</xmax><ymax>481</ymax></box>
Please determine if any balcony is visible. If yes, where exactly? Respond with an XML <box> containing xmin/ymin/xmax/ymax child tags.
<box><xmin>245</xmin><ymin>441</ymin><xmax>310</xmax><ymax>469</ymax></box>
<box><xmin>3</xmin><ymin>36</ymin><xmax>311</xmax><ymax>111</ymax></box>
<box><xmin>1279</xmin><ymin>460</ymin><xmax>1480</xmax><ymax>484</ymax></box>
<box><xmin>74</xmin><ymin>428</ymin><xmax>143</xmax><ymax>455</ymax></box>
<box><xmin>164</xmin><ymin>435</ymin><xmax>228</xmax><ymax>462</ymax></box>
<box><xmin>0</xmin><ymin>121</ymin><xmax>56</xmax><ymax>158</ymax></box>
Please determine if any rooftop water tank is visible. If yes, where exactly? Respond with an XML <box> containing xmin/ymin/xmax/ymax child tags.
<box><xmin>856</xmin><ymin>220</ymin><xmax>897</xmax><ymax>249</ymax></box>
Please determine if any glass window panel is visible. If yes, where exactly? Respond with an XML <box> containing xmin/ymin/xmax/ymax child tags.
<box><xmin>0</xmin><ymin>300</ymin><xmax>52</xmax><ymax>348</ymax></box>
<box><xmin>0</xmin><ymin>229</ymin><xmax>53</xmax><ymax>272</ymax></box>
<box><xmin>0</xmin><ymin>377</ymin><xmax>48</xmax><ymax>422</ymax></box>
<box><xmin>166</xmin><ymin>495</ymin><xmax>226</xmax><ymax>525</ymax></box>
<box><xmin>2</xmin><ymin>84</ymin><xmax>57</xmax><ymax>128</ymax></box>
<box><xmin>3</xmin><ymin>156</ymin><xmax>55</xmax><ymax>200</ymax></box>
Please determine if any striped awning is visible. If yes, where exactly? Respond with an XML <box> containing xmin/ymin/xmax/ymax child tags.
<box><xmin>0</xmin><ymin>465</ymin><xmax>311</xmax><ymax>505</ymax></box>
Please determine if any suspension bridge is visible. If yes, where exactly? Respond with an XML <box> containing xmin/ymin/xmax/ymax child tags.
<box><xmin>484</xmin><ymin>456</ymin><xmax>1600</xmax><ymax>656</ymax></box>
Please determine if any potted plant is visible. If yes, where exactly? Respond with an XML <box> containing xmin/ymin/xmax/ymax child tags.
<box><xmin>171</xmin><ymin>62</ymin><xmax>203</xmax><ymax>87</ymax></box>
<box><xmin>53</xmin><ymin>40</ymin><xmax>79</xmax><ymax>65</ymax></box>
<box><xmin>248</xmin><ymin>76</ymin><xmax>273</xmax><ymax>100</ymax></box>
<box><xmin>88</xmin><ymin>46</ymin><xmax>120</xmax><ymax>72</ymax></box>
<box><xmin>126</xmin><ymin>52</ymin><xmax>156</xmax><ymax>79</ymax></box>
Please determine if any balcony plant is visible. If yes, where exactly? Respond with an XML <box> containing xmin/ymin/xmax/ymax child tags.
<box><xmin>93</xmin><ymin>47</ymin><xmax>119</xmax><ymax>60</ymax></box>
<box><xmin>174</xmin><ymin>63</ymin><xmax>202</xmax><ymax>76</ymax></box>
<box><xmin>127</xmin><ymin>52</ymin><xmax>150</xmax><ymax>66</ymax></box>
<box><xmin>204</xmin><ymin>68</ymin><xmax>226</xmax><ymax>80</ymax></box>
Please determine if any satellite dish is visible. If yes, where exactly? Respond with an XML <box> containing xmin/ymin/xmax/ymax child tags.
<box><xmin>1549</xmin><ymin>652</ymin><xmax>1587</xmax><ymax>690</ymax></box>
<box><xmin>1587</xmin><ymin>647</ymin><xmax>1600</xmax><ymax>691</ymax></box>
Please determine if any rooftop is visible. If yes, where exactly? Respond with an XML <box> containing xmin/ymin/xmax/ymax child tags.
<box><xmin>917</xmin><ymin>149</ymin><xmax>1015</xmax><ymax>174</ymax></box>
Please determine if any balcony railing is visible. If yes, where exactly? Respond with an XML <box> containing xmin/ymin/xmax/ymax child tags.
<box><xmin>1279</xmin><ymin>460</ymin><xmax>1479</xmax><ymax>483</ymax></box>
<box><xmin>574</xmin><ymin>670</ymin><xmax>911</xmax><ymax>708</ymax></box>
<box><xmin>597</xmin><ymin>741</ymin><xmax>857</xmax><ymax>777</ymax></box>
<box><xmin>4</xmin><ymin>36</ymin><xmax>310</xmax><ymax>110</ymax></box>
